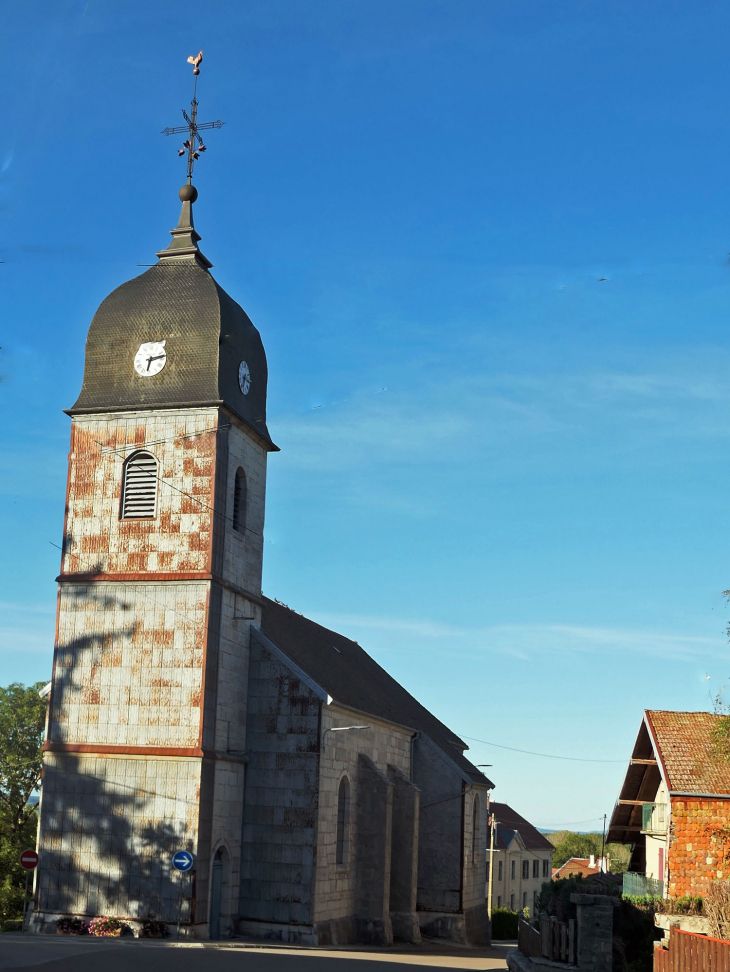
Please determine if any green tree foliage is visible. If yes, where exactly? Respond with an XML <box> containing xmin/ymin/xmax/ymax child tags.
<box><xmin>546</xmin><ymin>830</ymin><xmax>630</xmax><ymax>873</ymax></box>
<box><xmin>0</xmin><ymin>682</ymin><xmax>47</xmax><ymax>921</ymax></box>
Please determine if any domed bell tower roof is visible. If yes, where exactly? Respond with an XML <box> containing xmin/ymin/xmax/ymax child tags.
<box><xmin>69</xmin><ymin>182</ymin><xmax>278</xmax><ymax>451</ymax></box>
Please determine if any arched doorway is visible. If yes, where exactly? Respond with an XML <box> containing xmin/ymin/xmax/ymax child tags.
<box><xmin>209</xmin><ymin>846</ymin><xmax>229</xmax><ymax>940</ymax></box>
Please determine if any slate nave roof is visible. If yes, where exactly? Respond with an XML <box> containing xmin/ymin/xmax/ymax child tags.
<box><xmin>260</xmin><ymin>596</ymin><xmax>494</xmax><ymax>788</ymax></box>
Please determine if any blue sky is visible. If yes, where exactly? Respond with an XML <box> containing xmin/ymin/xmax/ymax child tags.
<box><xmin>4</xmin><ymin>0</ymin><xmax>730</xmax><ymax>830</ymax></box>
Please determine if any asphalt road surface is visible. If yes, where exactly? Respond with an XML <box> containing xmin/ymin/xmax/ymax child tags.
<box><xmin>0</xmin><ymin>936</ymin><xmax>512</xmax><ymax>972</ymax></box>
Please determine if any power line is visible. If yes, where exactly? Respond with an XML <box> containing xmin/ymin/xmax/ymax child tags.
<box><xmin>459</xmin><ymin>733</ymin><xmax>624</xmax><ymax>764</ymax></box>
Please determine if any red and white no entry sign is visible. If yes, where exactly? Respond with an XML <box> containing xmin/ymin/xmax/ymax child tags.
<box><xmin>19</xmin><ymin>849</ymin><xmax>38</xmax><ymax>870</ymax></box>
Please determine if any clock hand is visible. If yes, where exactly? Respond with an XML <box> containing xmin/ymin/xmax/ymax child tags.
<box><xmin>145</xmin><ymin>354</ymin><xmax>165</xmax><ymax>371</ymax></box>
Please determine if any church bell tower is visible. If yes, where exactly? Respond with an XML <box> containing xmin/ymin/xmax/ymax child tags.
<box><xmin>34</xmin><ymin>58</ymin><xmax>277</xmax><ymax>937</ymax></box>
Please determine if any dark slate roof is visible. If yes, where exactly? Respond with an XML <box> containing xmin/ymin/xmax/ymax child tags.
<box><xmin>495</xmin><ymin>827</ymin><xmax>518</xmax><ymax>851</ymax></box>
<box><xmin>490</xmin><ymin>802</ymin><xmax>554</xmax><ymax>852</ymax></box>
<box><xmin>260</xmin><ymin>596</ymin><xmax>493</xmax><ymax>787</ymax></box>
<box><xmin>69</xmin><ymin>195</ymin><xmax>276</xmax><ymax>450</ymax></box>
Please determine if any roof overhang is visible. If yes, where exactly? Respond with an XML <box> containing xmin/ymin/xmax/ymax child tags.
<box><xmin>607</xmin><ymin>711</ymin><xmax>666</xmax><ymax>844</ymax></box>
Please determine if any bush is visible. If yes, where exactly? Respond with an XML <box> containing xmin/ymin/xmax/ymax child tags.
<box><xmin>88</xmin><ymin>917</ymin><xmax>123</xmax><ymax>937</ymax></box>
<box><xmin>2</xmin><ymin>920</ymin><xmax>23</xmax><ymax>932</ymax></box>
<box><xmin>55</xmin><ymin>917</ymin><xmax>88</xmax><ymax>935</ymax></box>
<box><xmin>705</xmin><ymin>881</ymin><xmax>730</xmax><ymax>939</ymax></box>
<box><xmin>491</xmin><ymin>907</ymin><xmax>520</xmax><ymax>939</ymax></box>
<box><xmin>142</xmin><ymin>919</ymin><xmax>169</xmax><ymax>937</ymax></box>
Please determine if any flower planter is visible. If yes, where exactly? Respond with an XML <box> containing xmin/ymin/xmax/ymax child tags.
<box><xmin>142</xmin><ymin>932</ymin><xmax>166</xmax><ymax>939</ymax></box>
<box><xmin>56</xmin><ymin>930</ymin><xmax>84</xmax><ymax>936</ymax></box>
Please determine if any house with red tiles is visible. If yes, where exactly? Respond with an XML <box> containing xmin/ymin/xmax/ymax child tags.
<box><xmin>552</xmin><ymin>856</ymin><xmax>604</xmax><ymax>880</ymax></box>
<box><xmin>607</xmin><ymin>710</ymin><xmax>730</xmax><ymax>898</ymax></box>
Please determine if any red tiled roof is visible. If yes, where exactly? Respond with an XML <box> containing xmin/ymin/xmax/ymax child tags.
<box><xmin>553</xmin><ymin>858</ymin><xmax>601</xmax><ymax>879</ymax></box>
<box><xmin>647</xmin><ymin>710</ymin><xmax>730</xmax><ymax>794</ymax></box>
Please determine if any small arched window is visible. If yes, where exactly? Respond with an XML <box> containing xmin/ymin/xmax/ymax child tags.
<box><xmin>472</xmin><ymin>794</ymin><xmax>481</xmax><ymax>866</ymax></box>
<box><xmin>121</xmin><ymin>451</ymin><xmax>158</xmax><ymax>519</ymax></box>
<box><xmin>232</xmin><ymin>467</ymin><xmax>247</xmax><ymax>534</ymax></box>
<box><xmin>336</xmin><ymin>776</ymin><xmax>350</xmax><ymax>865</ymax></box>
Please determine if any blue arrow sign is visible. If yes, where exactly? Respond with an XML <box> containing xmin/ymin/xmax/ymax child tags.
<box><xmin>172</xmin><ymin>850</ymin><xmax>194</xmax><ymax>872</ymax></box>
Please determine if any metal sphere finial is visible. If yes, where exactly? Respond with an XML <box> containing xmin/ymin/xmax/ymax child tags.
<box><xmin>179</xmin><ymin>184</ymin><xmax>198</xmax><ymax>203</ymax></box>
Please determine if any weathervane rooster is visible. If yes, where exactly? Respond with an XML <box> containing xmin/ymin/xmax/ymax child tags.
<box><xmin>161</xmin><ymin>51</ymin><xmax>224</xmax><ymax>183</ymax></box>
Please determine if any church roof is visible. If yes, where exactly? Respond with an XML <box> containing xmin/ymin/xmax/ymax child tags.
<box><xmin>260</xmin><ymin>596</ymin><xmax>494</xmax><ymax>787</ymax></box>
<box><xmin>69</xmin><ymin>187</ymin><xmax>277</xmax><ymax>450</ymax></box>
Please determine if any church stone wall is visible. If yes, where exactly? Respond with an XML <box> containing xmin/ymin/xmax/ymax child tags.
<box><xmin>221</xmin><ymin>418</ymin><xmax>267</xmax><ymax>598</ymax></box>
<box><xmin>36</xmin><ymin>753</ymin><xmax>200</xmax><ymax>923</ymax></box>
<box><xmin>313</xmin><ymin>705</ymin><xmax>413</xmax><ymax>944</ymax></box>
<box><xmin>461</xmin><ymin>786</ymin><xmax>490</xmax><ymax>945</ymax></box>
<box><xmin>413</xmin><ymin>736</ymin><xmax>463</xmax><ymax>915</ymax></box>
<box><xmin>50</xmin><ymin>581</ymin><xmax>208</xmax><ymax>750</ymax></box>
<box><xmin>62</xmin><ymin>410</ymin><xmax>220</xmax><ymax>578</ymax></box>
<box><xmin>238</xmin><ymin>634</ymin><xmax>321</xmax><ymax>942</ymax></box>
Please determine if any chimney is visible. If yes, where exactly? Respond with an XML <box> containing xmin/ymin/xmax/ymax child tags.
<box><xmin>589</xmin><ymin>854</ymin><xmax>595</xmax><ymax>867</ymax></box>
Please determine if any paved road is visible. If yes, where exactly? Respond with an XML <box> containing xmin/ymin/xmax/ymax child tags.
<box><xmin>0</xmin><ymin>936</ymin><xmax>512</xmax><ymax>972</ymax></box>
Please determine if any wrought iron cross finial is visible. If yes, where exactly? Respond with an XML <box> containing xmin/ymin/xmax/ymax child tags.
<box><xmin>162</xmin><ymin>51</ymin><xmax>224</xmax><ymax>183</ymax></box>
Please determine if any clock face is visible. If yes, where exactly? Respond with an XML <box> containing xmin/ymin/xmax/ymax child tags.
<box><xmin>238</xmin><ymin>360</ymin><xmax>251</xmax><ymax>395</ymax></box>
<box><xmin>134</xmin><ymin>341</ymin><xmax>167</xmax><ymax>377</ymax></box>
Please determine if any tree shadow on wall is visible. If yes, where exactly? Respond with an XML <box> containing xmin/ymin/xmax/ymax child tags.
<box><xmin>39</xmin><ymin>574</ymin><xmax>197</xmax><ymax>923</ymax></box>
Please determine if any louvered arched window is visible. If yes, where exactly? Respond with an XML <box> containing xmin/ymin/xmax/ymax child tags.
<box><xmin>232</xmin><ymin>467</ymin><xmax>247</xmax><ymax>534</ymax></box>
<box><xmin>336</xmin><ymin>776</ymin><xmax>350</xmax><ymax>865</ymax></box>
<box><xmin>121</xmin><ymin>451</ymin><xmax>158</xmax><ymax>519</ymax></box>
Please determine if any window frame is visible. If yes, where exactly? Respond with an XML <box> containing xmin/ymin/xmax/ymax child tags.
<box><xmin>471</xmin><ymin>795</ymin><xmax>480</xmax><ymax>866</ymax></box>
<box><xmin>335</xmin><ymin>775</ymin><xmax>350</xmax><ymax>866</ymax></box>
<box><xmin>232</xmin><ymin>467</ymin><xmax>247</xmax><ymax>535</ymax></box>
<box><xmin>120</xmin><ymin>450</ymin><xmax>159</xmax><ymax>520</ymax></box>
<box><xmin>522</xmin><ymin>859</ymin><xmax>529</xmax><ymax>880</ymax></box>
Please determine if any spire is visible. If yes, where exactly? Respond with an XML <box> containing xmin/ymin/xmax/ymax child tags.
<box><xmin>156</xmin><ymin>183</ymin><xmax>213</xmax><ymax>268</ymax></box>
<box><xmin>156</xmin><ymin>52</ymin><xmax>224</xmax><ymax>270</ymax></box>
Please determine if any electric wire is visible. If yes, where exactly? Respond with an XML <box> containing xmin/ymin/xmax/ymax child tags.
<box><xmin>459</xmin><ymin>733</ymin><xmax>624</xmax><ymax>764</ymax></box>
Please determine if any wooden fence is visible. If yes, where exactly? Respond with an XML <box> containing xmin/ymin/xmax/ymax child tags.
<box><xmin>655</xmin><ymin>927</ymin><xmax>730</xmax><ymax>972</ymax></box>
<box><xmin>518</xmin><ymin>916</ymin><xmax>575</xmax><ymax>964</ymax></box>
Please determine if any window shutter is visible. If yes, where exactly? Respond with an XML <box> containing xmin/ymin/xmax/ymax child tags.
<box><xmin>122</xmin><ymin>452</ymin><xmax>158</xmax><ymax>518</ymax></box>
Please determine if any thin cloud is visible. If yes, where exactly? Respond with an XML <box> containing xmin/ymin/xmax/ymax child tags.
<box><xmin>309</xmin><ymin>611</ymin><xmax>726</xmax><ymax>664</ymax></box>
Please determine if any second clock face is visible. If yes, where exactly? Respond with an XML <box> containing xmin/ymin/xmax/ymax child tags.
<box><xmin>134</xmin><ymin>341</ymin><xmax>167</xmax><ymax>377</ymax></box>
<box><xmin>238</xmin><ymin>360</ymin><xmax>251</xmax><ymax>395</ymax></box>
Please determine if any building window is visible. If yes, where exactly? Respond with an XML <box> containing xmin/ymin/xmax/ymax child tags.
<box><xmin>472</xmin><ymin>795</ymin><xmax>480</xmax><ymax>865</ymax></box>
<box><xmin>511</xmin><ymin>859</ymin><xmax>516</xmax><ymax>880</ymax></box>
<box><xmin>121</xmin><ymin>451</ymin><xmax>158</xmax><ymax>519</ymax></box>
<box><xmin>498</xmin><ymin>895</ymin><xmax>502</xmax><ymax>908</ymax></box>
<box><xmin>533</xmin><ymin>859</ymin><xmax>539</xmax><ymax>879</ymax></box>
<box><xmin>336</xmin><ymin>776</ymin><xmax>350</xmax><ymax>865</ymax></box>
<box><xmin>523</xmin><ymin>891</ymin><xmax>527</xmax><ymax>908</ymax></box>
<box><xmin>522</xmin><ymin>860</ymin><xmax>529</xmax><ymax>879</ymax></box>
<box><xmin>498</xmin><ymin>860</ymin><xmax>503</xmax><ymax>882</ymax></box>
<box><xmin>232</xmin><ymin>467</ymin><xmax>247</xmax><ymax>534</ymax></box>
<box><xmin>543</xmin><ymin>859</ymin><xmax>549</xmax><ymax>878</ymax></box>
<box><xmin>510</xmin><ymin>892</ymin><xmax>515</xmax><ymax>910</ymax></box>
<box><xmin>533</xmin><ymin>890</ymin><xmax>539</xmax><ymax>911</ymax></box>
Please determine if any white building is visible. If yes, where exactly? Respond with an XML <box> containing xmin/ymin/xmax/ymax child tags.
<box><xmin>488</xmin><ymin>802</ymin><xmax>554</xmax><ymax>915</ymax></box>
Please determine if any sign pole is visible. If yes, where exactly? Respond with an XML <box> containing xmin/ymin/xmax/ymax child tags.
<box><xmin>18</xmin><ymin>849</ymin><xmax>39</xmax><ymax>930</ymax></box>
<box><xmin>177</xmin><ymin>870</ymin><xmax>183</xmax><ymax>939</ymax></box>
<box><xmin>22</xmin><ymin>869</ymin><xmax>29</xmax><ymax>928</ymax></box>
<box><xmin>172</xmin><ymin>850</ymin><xmax>194</xmax><ymax>940</ymax></box>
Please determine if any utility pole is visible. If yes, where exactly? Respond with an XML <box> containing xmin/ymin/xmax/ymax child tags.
<box><xmin>600</xmin><ymin>813</ymin><xmax>607</xmax><ymax>872</ymax></box>
<box><xmin>487</xmin><ymin>812</ymin><xmax>496</xmax><ymax>919</ymax></box>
